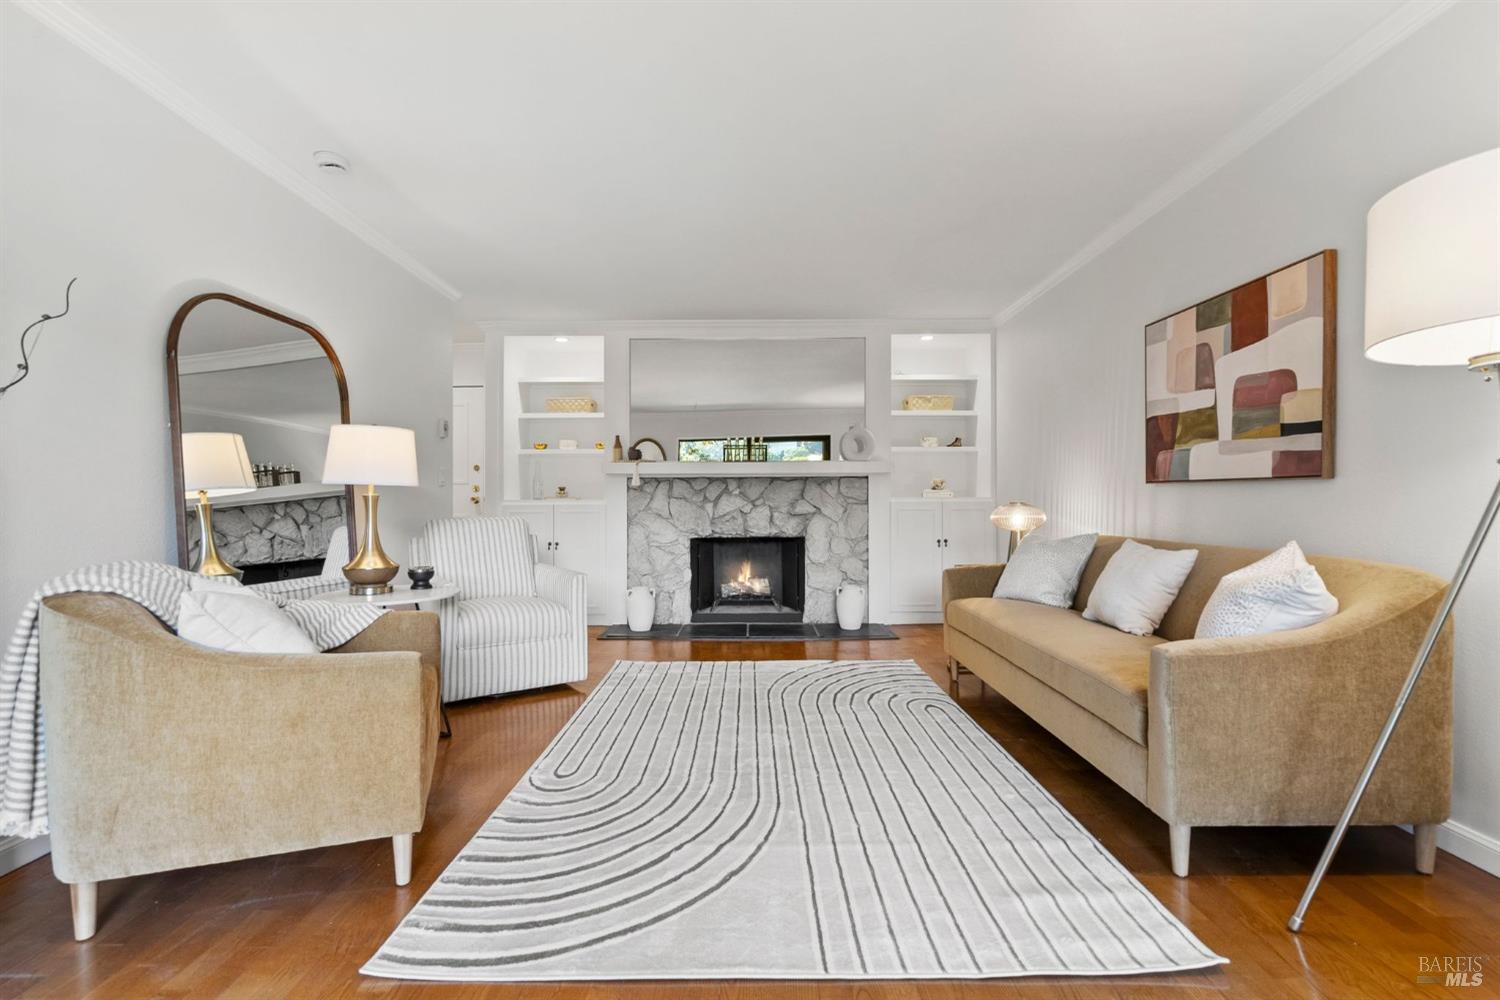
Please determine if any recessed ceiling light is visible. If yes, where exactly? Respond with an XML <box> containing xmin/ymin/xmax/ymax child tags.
<box><xmin>920</xmin><ymin>334</ymin><xmax>934</xmax><ymax>342</ymax></box>
<box><xmin>554</xmin><ymin>336</ymin><xmax>569</xmax><ymax>343</ymax></box>
<box><xmin>313</xmin><ymin>150</ymin><xmax>349</xmax><ymax>174</ymax></box>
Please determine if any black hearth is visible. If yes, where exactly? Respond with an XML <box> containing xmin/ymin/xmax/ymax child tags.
<box><xmin>690</xmin><ymin>536</ymin><xmax>805</xmax><ymax>623</ymax></box>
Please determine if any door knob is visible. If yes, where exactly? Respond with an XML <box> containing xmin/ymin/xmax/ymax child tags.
<box><xmin>472</xmin><ymin>485</ymin><xmax>480</xmax><ymax>493</ymax></box>
<box><xmin>473</xmin><ymin>464</ymin><xmax>480</xmax><ymax>472</ymax></box>
<box><xmin>470</xmin><ymin>496</ymin><xmax>480</xmax><ymax>505</ymax></box>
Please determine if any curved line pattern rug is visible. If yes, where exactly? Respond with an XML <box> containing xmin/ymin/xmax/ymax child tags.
<box><xmin>363</xmin><ymin>659</ymin><xmax>1226</xmax><ymax>981</ymax></box>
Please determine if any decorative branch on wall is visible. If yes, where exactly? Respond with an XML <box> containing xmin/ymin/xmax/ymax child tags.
<box><xmin>0</xmin><ymin>277</ymin><xmax>78</xmax><ymax>400</ymax></box>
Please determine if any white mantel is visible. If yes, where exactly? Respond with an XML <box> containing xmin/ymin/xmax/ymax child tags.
<box><xmin>605</xmin><ymin>460</ymin><xmax>889</xmax><ymax>478</ymax></box>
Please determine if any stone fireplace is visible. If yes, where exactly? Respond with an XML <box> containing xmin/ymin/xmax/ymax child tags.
<box><xmin>626</xmin><ymin>476</ymin><xmax>868</xmax><ymax>624</ymax></box>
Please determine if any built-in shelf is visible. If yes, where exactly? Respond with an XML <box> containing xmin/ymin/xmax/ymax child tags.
<box><xmin>504</xmin><ymin>497</ymin><xmax>606</xmax><ymax>506</ymax></box>
<box><xmin>890</xmin><ymin>409</ymin><xmax>979</xmax><ymax>417</ymax></box>
<box><xmin>203</xmin><ymin>482</ymin><xmax>345</xmax><ymax>509</ymax></box>
<box><xmin>517</xmin><ymin>377</ymin><xmax>604</xmax><ymax>385</ymax></box>
<box><xmin>518</xmin><ymin>411</ymin><xmax>606</xmax><ymax>420</ymax></box>
<box><xmin>891</xmin><ymin>496</ymin><xmax>995</xmax><ymax>503</ymax></box>
<box><xmin>890</xmin><ymin>446</ymin><xmax>979</xmax><ymax>453</ymax></box>
<box><xmin>891</xmin><ymin>374</ymin><xmax>981</xmax><ymax>382</ymax></box>
<box><xmin>606</xmin><ymin>461</ymin><xmax>890</xmax><ymax>478</ymax></box>
<box><xmin>520</xmin><ymin>449</ymin><xmax>609</xmax><ymax>458</ymax></box>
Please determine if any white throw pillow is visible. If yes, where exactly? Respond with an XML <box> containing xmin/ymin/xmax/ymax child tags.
<box><xmin>1195</xmin><ymin>541</ymin><xmax>1339</xmax><ymax>639</ymax></box>
<box><xmin>1082</xmin><ymin>540</ymin><xmax>1199</xmax><ymax>636</ymax></box>
<box><xmin>177</xmin><ymin>577</ymin><xmax>318</xmax><ymax>654</ymax></box>
<box><xmin>993</xmin><ymin>533</ymin><xmax>1099</xmax><ymax>608</ymax></box>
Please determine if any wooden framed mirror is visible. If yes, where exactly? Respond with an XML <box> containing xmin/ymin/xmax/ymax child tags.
<box><xmin>167</xmin><ymin>293</ymin><xmax>356</xmax><ymax>582</ymax></box>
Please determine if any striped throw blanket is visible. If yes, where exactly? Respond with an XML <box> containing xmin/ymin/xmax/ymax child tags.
<box><xmin>0</xmin><ymin>561</ymin><xmax>387</xmax><ymax>838</ymax></box>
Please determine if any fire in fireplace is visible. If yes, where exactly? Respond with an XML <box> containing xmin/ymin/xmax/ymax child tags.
<box><xmin>690</xmin><ymin>536</ymin><xmax>805</xmax><ymax>623</ymax></box>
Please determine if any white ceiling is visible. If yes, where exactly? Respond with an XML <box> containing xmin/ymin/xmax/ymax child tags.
<box><xmin>70</xmin><ymin>0</ymin><xmax>1410</xmax><ymax>321</ymax></box>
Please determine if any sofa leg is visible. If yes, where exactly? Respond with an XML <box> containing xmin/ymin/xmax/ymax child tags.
<box><xmin>70</xmin><ymin>881</ymin><xmax>97</xmax><ymax>941</ymax></box>
<box><xmin>1414</xmin><ymin>823</ymin><xmax>1438</xmax><ymax>874</ymax></box>
<box><xmin>1169</xmin><ymin>824</ymin><xmax>1190</xmax><ymax>877</ymax></box>
<box><xmin>393</xmin><ymin>834</ymin><xmax>413</xmax><ymax>887</ymax></box>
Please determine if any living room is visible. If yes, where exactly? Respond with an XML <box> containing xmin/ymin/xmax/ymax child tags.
<box><xmin>1</xmin><ymin>0</ymin><xmax>1497</xmax><ymax>995</ymax></box>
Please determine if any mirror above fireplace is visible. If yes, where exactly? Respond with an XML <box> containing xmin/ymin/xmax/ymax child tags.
<box><xmin>629</xmin><ymin>338</ymin><xmax>865</xmax><ymax>462</ymax></box>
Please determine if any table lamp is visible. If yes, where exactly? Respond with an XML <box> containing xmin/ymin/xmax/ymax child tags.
<box><xmin>322</xmin><ymin>424</ymin><xmax>420</xmax><ymax>595</ymax></box>
<box><xmin>181</xmin><ymin>432</ymin><xmax>256</xmax><ymax>578</ymax></box>
<box><xmin>991</xmin><ymin>500</ymin><xmax>1047</xmax><ymax>558</ymax></box>
<box><xmin>1291</xmin><ymin>147</ymin><xmax>1499</xmax><ymax>933</ymax></box>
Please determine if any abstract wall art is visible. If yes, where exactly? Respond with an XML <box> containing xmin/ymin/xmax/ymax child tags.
<box><xmin>1145</xmin><ymin>250</ymin><xmax>1335</xmax><ymax>482</ymax></box>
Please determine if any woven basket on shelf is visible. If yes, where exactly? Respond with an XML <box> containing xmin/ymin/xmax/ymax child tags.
<box><xmin>544</xmin><ymin>396</ymin><xmax>598</xmax><ymax>413</ymax></box>
<box><xmin>902</xmin><ymin>393</ymin><xmax>956</xmax><ymax>411</ymax></box>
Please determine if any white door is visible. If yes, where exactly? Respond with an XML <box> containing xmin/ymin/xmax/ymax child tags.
<box><xmin>451</xmin><ymin>386</ymin><xmax>485</xmax><ymax>516</ymax></box>
<box><xmin>501</xmin><ymin>503</ymin><xmax>556</xmax><ymax>564</ymax></box>
<box><xmin>889</xmin><ymin>501</ymin><xmax>944</xmax><ymax>614</ymax></box>
<box><xmin>552</xmin><ymin>503</ymin><xmax>607</xmax><ymax>618</ymax></box>
<box><xmin>943</xmin><ymin>500</ymin><xmax>998</xmax><ymax>569</ymax></box>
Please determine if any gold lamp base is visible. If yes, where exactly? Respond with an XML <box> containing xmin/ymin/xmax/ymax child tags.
<box><xmin>193</xmin><ymin>490</ymin><xmax>242</xmax><ymax>579</ymax></box>
<box><xmin>344</xmin><ymin>485</ymin><xmax>399</xmax><ymax>596</ymax></box>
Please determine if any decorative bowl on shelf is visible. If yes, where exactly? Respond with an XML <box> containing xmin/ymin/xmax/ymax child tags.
<box><xmin>532</xmin><ymin>442</ymin><xmax>548</xmax><ymax>450</ymax></box>
<box><xmin>407</xmin><ymin>566</ymin><xmax>435</xmax><ymax>590</ymax></box>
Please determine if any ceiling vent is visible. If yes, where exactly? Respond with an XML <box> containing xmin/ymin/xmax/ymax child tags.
<box><xmin>313</xmin><ymin>150</ymin><xmax>349</xmax><ymax>175</ymax></box>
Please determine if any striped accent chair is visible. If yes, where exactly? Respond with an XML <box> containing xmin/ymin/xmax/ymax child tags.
<box><xmin>411</xmin><ymin>516</ymin><xmax>587</xmax><ymax>702</ymax></box>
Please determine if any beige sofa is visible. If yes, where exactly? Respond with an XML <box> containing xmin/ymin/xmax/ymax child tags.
<box><xmin>942</xmin><ymin>535</ymin><xmax>1452</xmax><ymax>877</ymax></box>
<box><xmin>39</xmin><ymin>593</ymin><xmax>442</xmax><ymax>940</ymax></box>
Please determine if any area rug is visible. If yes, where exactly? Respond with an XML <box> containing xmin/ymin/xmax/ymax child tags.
<box><xmin>363</xmin><ymin>659</ymin><xmax>1226</xmax><ymax>981</ymax></box>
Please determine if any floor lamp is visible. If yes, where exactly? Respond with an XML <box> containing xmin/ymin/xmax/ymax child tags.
<box><xmin>1290</xmin><ymin>147</ymin><xmax>1499</xmax><ymax>932</ymax></box>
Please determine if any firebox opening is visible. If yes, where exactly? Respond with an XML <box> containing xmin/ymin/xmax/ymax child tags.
<box><xmin>689</xmin><ymin>537</ymin><xmax>805</xmax><ymax>623</ymax></box>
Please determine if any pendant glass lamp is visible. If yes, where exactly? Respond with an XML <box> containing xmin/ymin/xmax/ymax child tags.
<box><xmin>990</xmin><ymin>500</ymin><xmax>1046</xmax><ymax>558</ymax></box>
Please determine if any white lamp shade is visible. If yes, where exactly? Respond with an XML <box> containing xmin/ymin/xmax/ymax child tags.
<box><xmin>322</xmin><ymin>424</ymin><xmax>420</xmax><ymax>486</ymax></box>
<box><xmin>181</xmin><ymin>432</ymin><xmax>256</xmax><ymax>497</ymax></box>
<box><xmin>1365</xmin><ymin>147</ymin><xmax>1500</xmax><ymax>366</ymax></box>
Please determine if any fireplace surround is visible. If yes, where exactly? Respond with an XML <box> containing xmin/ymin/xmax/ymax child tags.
<box><xmin>626</xmin><ymin>476</ymin><xmax>868</xmax><ymax>624</ymax></box>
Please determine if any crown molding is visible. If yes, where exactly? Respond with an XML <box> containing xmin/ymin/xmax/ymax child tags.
<box><xmin>13</xmin><ymin>0</ymin><xmax>463</xmax><ymax>303</ymax></box>
<box><xmin>476</xmin><ymin>318</ymin><xmax>996</xmax><ymax>336</ymax></box>
<box><xmin>178</xmin><ymin>339</ymin><xmax>327</xmax><ymax>374</ymax></box>
<box><xmin>992</xmin><ymin>0</ymin><xmax>1457</xmax><ymax>327</ymax></box>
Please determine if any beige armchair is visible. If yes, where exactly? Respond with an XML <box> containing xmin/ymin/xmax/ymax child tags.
<box><xmin>38</xmin><ymin>593</ymin><xmax>441</xmax><ymax>940</ymax></box>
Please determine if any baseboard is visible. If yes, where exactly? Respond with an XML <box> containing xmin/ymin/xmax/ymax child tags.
<box><xmin>0</xmin><ymin>834</ymin><xmax>50</xmax><ymax>877</ymax></box>
<box><xmin>1435</xmin><ymin>819</ymin><xmax>1500</xmax><ymax>877</ymax></box>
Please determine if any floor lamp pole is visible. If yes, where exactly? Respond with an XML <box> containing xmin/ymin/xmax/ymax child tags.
<box><xmin>1289</xmin><ymin>460</ymin><xmax>1500</xmax><ymax>932</ymax></box>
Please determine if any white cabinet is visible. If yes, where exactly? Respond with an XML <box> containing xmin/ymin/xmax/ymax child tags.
<box><xmin>889</xmin><ymin>499</ymin><xmax>997</xmax><ymax>621</ymax></box>
<box><xmin>502</xmin><ymin>501</ymin><xmax>607</xmax><ymax>620</ymax></box>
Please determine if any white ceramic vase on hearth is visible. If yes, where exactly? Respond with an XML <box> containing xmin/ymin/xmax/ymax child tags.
<box><xmin>835</xmin><ymin>582</ymin><xmax>866</xmax><ymax>631</ymax></box>
<box><xmin>626</xmin><ymin>587</ymin><xmax>656</xmax><ymax>632</ymax></box>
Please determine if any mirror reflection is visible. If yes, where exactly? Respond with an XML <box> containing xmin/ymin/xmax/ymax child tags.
<box><xmin>173</xmin><ymin>297</ymin><xmax>349</xmax><ymax>582</ymax></box>
<box><xmin>629</xmin><ymin>338</ymin><xmax>865</xmax><ymax>462</ymax></box>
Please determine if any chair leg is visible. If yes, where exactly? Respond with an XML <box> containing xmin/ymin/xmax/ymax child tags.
<box><xmin>393</xmin><ymin>834</ymin><xmax>413</xmax><ymax>886</ymax></box>
<box><xmin>1414</xmin><ymin>823</ymin><xmax>1438</xmax><ymax>874</ymax></box>
<box><xmin>1169</xmin><ymin>824</ymin><xmax>1191</xmax><ymax>877</ymax></box>
<box><xmin>70</xmin><ymin>882</ymin><xmax>97</xmax><ymax>941</ymax></box>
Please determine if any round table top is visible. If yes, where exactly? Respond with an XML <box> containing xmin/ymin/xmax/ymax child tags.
<box><xmin>307</xmin><ymin>579</ymin><xmax>460</xmax><ymax>608</ymax></box>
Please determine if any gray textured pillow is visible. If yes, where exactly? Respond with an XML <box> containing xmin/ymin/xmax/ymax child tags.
<box><xmin>993</xmin><ymin>533</ymin><xmax>1099</xmax><ymax>608</ymax></box>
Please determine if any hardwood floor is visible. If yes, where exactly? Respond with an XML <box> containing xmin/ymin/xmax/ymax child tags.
<box><xmin>1</xmin><ymin>626</ymin><xmax>1496</xmax><ymax>998</ymax></box>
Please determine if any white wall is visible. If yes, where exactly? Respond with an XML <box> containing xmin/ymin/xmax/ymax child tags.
<box><xmin>993</xmin><ymin>2</ymin><xmax>1500</xmax><ymax>871</ymax></box>
<box><xmin>0</xmin><ymin>8</ymin><xmax>455</xmax><ymax>866</ymax></box>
